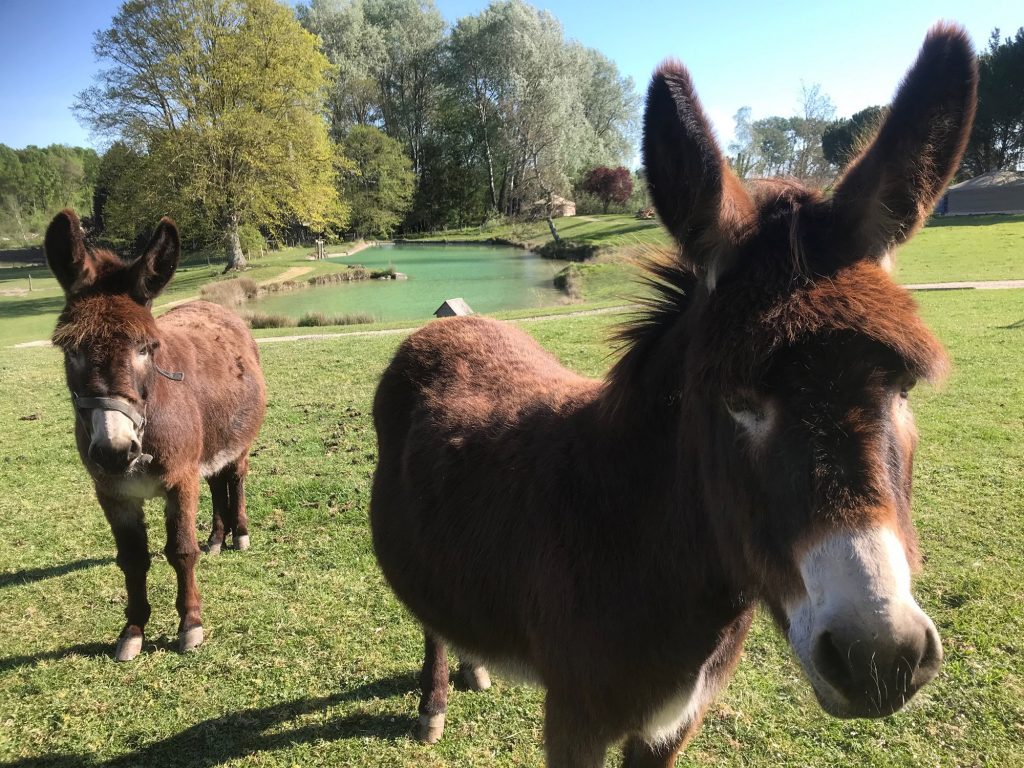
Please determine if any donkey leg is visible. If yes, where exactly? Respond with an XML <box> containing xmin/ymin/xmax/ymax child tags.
<box><xmin>227</xmin><ymin>454</ymin><xmax>250</xmax><ymax>551</ymax></box>
<box><xmin>458</xmin><ymin>656</ymin><xmax>492</xmax><ymax>691</ymax></box>
<box><xmin>164</xmin><ymin>477</ymin><xmax>204</xmax><ymax>652</ymax></box>
<box><xmin>98</xmin><ymin>492</ymin><xmax>150</xmax><ymax>662</ymax></box>
<box><xmin>416</xmin><ymin>632</ymin><xmax>450</xmax><ymax>744</ymax></box>
<box><xmin>544</xmin><ymin>694</ymin><xmax>609</xmax><ymax>768</ymax></box>
<box><xmin>204</xmin><ymin>473</ymin><xmax>228</xmax><ymax>556</ymax></box>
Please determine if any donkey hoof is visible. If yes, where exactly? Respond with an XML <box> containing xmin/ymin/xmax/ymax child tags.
<box><xmin>460</xmin><ymin>663</ymin><xmax>492</xmax><ymax>691</ymax></box>
<box><xmin>415</xmin><ymin>713</ymin><xmax>446</xmax><ymax>744</ymax></box>
<box><xmin>179</xmin><ymin>625</ymin><xmax>204</xmax><ymax>652</ymax></box>
<box><xmin>233</xmin><ymin>534</ymin><xmax>250</xmax><ymax>551</ymax></box>
<box><xmin>114</xmin><ymin>627</ymin><xmax>144</xmax><ymax>662</ymax></box>
<box><xmin>204</xmin><ymin>540</ymin><xmax>222</xmax><ymax>556</ymax></box>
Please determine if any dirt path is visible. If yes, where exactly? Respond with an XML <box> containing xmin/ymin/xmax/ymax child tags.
<box><xmin>159</xmin><ymin>266</ymin><xmax>315</xmax><ymax>311</ymax></box>
<box><xmin>903</xmin><ymin>279</ymin><xmax>1024</xmax><ymax>291</ymax></box>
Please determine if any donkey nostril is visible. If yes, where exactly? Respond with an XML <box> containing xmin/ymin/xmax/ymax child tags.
<box><xmin>912</xmin><ymin>624</ymin><xmax>943</xmax><ymax>686</ymax></box>
<box><xmin>812</xmin><ymin>630</ymin><xmax>855</xmax><ymax>694</ymax></box>
<box><xmin>128</xmin><ymin>440</ymin><xmax>142</xmax><ymax>460</ymax></box>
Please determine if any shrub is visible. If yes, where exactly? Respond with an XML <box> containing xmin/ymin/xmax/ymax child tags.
<box><xmin>370</xmin><ymin>265</ymin><xmax>397</xmax><ymax>279</ymax></box>
<box><xmin>307</xmin><ymin>266</ymin><xmax>370</xmax><ymax>286</ymax></box>
<box><xmin>297</xmin><ymin>311</ymin><xmax>375</xmax><ymax>327</ymax></box>
<box><xmin>554</xmin><ymin>264</ymin><xmax>583</xmax><ymax>301</ymax></box>
<box><xmin>244</xmin><ymin>312</ymin><xmax>297</xmax><ymax>329</ymax></box>
<box><xmin>200</xmin><ymin>276</ymin><xmax>260</xmax><ymax>306</ymax></box>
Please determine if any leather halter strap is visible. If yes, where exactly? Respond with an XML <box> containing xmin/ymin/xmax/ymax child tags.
<box><xmin>73</xmin><ymin>395</ymin><xmax>147</xmax><ymax>431</ymax></box>
<box><xmin>155</xmin><ymin>363</ymin><xmax>184</xmax><ymax>381</ymax></box>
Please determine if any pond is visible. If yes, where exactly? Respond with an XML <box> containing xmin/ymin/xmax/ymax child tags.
<box><xmin>248</xmin><ymin>242</ymin><xmax>571</xmax><ymax>321</ymax></box>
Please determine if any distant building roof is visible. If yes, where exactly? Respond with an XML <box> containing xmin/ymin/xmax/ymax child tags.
<box><xmin>948</xmin><ymin>170</ymin><xmax>1024</xmax><ymax>190</ymax></box>
<box><xmin>944</xmin><ymin>170</ymin><xmax>1024</xmax><ymax>215</ymax></box>
<box><xmin>434</xmin><ymin>298</ymin><xmax>474</xmax><ymax>318</ymax></box>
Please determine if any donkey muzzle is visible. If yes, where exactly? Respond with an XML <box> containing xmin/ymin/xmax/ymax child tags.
<box><xmin>786</xmin><ymin>526</ymin><xmax>944</xmax><ymax>718</ymax></box>
<box><xmin>75</xmin><ymin>395</ymin><xmax>149</xmax><ymax>474</ymax></box>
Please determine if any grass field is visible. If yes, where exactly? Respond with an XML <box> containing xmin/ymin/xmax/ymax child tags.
<box><xmin>0</xmin><ymin>283</ymin><xmax>1022</xmax><ymax>766</ymax></box>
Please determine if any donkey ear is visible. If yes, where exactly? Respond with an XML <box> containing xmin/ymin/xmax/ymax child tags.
<box><xmin>831</xmin><ymin>24</ymin><xmax>978</xmax><ymax>260</ymax></box>
<box><xmin>643</xmin><ymin>62</ymin><xmax>751</xmax><ymax>278</ymax></box>
<box><xmin>130</xmin><ymin>217</ymin><xmax>180</xmax><ymax>304</ymax></box>
<box><xmin>44</xmin><ymin>209</ymin><xmax>88</xmax><ymax>294</ymax></box>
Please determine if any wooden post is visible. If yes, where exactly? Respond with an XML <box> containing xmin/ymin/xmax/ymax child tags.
<box><xmin>28</xmin><ymin>274</ymin><xmax>33</xmax><ymax>292</ymax></box>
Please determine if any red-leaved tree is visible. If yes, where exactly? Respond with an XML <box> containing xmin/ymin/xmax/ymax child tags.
<box><xmin>582</xmin><ymin>166</ymin><xmax>633</xmax><ymax>213</ymax></box>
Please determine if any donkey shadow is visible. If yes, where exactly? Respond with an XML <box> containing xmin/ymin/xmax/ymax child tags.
<box><xmin>0</xmin><ymin>673</ymin><xmax>418</xmax><ymax>768</ymax></box>
<box><xmin>0</xmin><ymin>557</ymin><xmax>114</xmax><ymax>590</ymax></box>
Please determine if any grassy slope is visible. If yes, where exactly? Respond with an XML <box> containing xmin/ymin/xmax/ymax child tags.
<box><xmin>0</xmin><ymin>288</ymin><xmax>1022</xmax><ymax>767</ymax></box>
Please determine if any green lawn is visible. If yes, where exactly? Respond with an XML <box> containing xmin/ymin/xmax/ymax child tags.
<box><xmin>0</xmin><ymin>287</ymin><xmax>1022</xmax><ymax>767</ymax></box>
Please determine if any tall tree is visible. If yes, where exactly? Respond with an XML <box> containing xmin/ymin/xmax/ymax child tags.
<box><xmin>299</xmin><ymin>0</ymin><xmax>444</xmax><ymax>175</ymax></box>
<box><xmin>729</xmin><ymin>84</ymin><xmax>836</xmax><ymax>184</ymax></box>
<box><xmin>76</xmin><ymin>0</ymin><xmax>346</xmax><ymax>269</ymax></box>
<box><xmin>581</xmin><ymin>166</ymin><xmax>633</xmax><ymax>213</ymax></box>
<box><xmin>962</xmin><ymin>28</ymin><xmax>1024</xmax><ymax>176</ymax></box>
<box><xmin>822</xmin><ymin>106</ymin><xmax>886</xmax><ymax>167</ymax></box>
<box><xmin>340</xmin><ymin>125</ymin><xmax>415</xmax><ymax>237</ymax></box>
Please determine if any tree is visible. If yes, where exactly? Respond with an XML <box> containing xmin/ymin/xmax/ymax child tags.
<box><xmin>340</xmin><ymin>125</ymin><xmax>415</xmax><ymax>238</ymax></box>
<box><xmin>581</xmin><ymin>166</ymin><xmax>633</xmax><ymax>213</ymax></box>
<box><xmin>0</xmin><ymin>144</ymin><xmax>99</xmax><ymax>246</ymax></box>
<box><xmin>299</xmin><ymin>0</ymin><xmax>445</xmax><ymax>175</ymax></box>
<box><xmin>728</xmin><ymin>84</ymin><xmax>836</xmax><ymax>184</ymax></box>
<box><xmin>962</xmin><ymin>28</ymin><xmax>1024</xmax><ymax>176</ymax></box>
<box><xmin>822</xmin><ymin>106</ymin><xmax>886</xmax><ymax>167</ymax></box>
<box><xmin>76</xmin><ymin>0</ymin><xmax>346</xmax><ymax>270</ymax></box>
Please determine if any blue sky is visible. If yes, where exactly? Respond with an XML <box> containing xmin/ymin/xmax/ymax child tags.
<box><xmin>0</xmin><ymin>0</ymin><xmax>1019</xmax><ymax>152</ymax></box>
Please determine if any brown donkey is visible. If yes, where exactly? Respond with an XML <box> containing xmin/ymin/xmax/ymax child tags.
<box><xmin>46</xmin><ymin>210</ymin><xmax>266</xmax><ymax>660</ymax></box>
<box><xmin>370</xmin><ymin>25</ymin><xmax>977</xmax><ymax>766</ymax></box>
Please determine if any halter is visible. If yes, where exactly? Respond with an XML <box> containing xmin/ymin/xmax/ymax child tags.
<box><xmin>72</xmin><ymin>364</ymin><xmax>185</xmax><ymax>470</ymax></box>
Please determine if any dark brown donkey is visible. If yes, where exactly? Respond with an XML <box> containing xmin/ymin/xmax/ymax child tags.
<box><xmin>46</xmin><ymin>210</ymin><xmax>266</xmax><ymax>660</ymax></box>
<box><xmin>370</xmin><ymin>25</ymin><xmax>977</xmax><ymax>766</ymax></box>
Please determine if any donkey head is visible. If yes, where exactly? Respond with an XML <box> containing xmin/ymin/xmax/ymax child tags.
<box><xmin>46</xmin><ymin>209</ymin><xmax>180</xmax><ymax>475</ymax></box>
<box><xmin>643</xmin><ymin>25</ymin><xmax>976</xmax><ymax>717</ymax></box>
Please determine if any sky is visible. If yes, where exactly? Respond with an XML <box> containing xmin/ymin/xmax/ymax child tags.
<box><xmin>0</xmin><ymin>0</ymin><xmax>1019</xmax><ymax>153</ymax></box>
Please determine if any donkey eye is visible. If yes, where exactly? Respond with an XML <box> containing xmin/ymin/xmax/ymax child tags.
<box><xmin>137</xmin><ymin>345</ymin><xmax>149</xmax><ymax>357</ymax></box>
<box><xmin>899</xmin><ymin>378</ymin><xmax>917</xmax><ymax>399</ymax></box>
<box><xmin>724</xmin><ymin>391</ymin><xmax>761</xmax><ymax>415</ymax></box>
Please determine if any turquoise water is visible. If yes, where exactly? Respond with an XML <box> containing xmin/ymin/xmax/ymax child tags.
<box><xmin>249</xmin><ymin>242</ymin><xmax>571</xmax><ymax>321</ymax></box>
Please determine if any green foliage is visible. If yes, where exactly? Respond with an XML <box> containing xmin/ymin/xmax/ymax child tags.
<box><xmin>962</xmin><ymin>27</ymin><xmax>1024</xmax><ymax>176</ymax></box>
<box><xmin>822</xmin><ymin>106</ymin><xmax>886</xmax><ymax>167</ymax></box>
<box><xmin>77</xmin><ymin>0</ymin><xmax>348</xmax><ymax>268</ymax></box>
<box><xmin>340</xmin><ymin>126</ymin><xmax>415</xmax><ymax>238</ymax></box>
<box><xmin>729</xmin><ymin>84</ymin><xmax>836</xmax><ymax>184</ymax></box>
<box><xmin>304</xmin><ymin>0</ymin><xmax>639</xmax><ymax>231</ymax></box>
<box><xmin>0</xmin><ymin>144</ymin><xmax>99</xmax><ymax>247</ymax></box>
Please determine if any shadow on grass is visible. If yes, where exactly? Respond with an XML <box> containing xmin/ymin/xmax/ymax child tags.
<box><xmin>0</xmin><ymin>642</ymin><xmax>112</xmax><ymax>673</ymax></box>
<box><xmin>925</xmin><ymin>213</ymin><xmax>1024</xmax><ymax>229</ymax></box>
<box><xmin>0</xmin><ymin>293</ymin><xmax>65</xmax><ymax>323</ymax></box>
<box><xmin>0</xmin><ymin>557</ymin><xmax>114</xmax><ymax>589</ymax></box>
<box><xmin>998</xmin><ymin>318</ymin><xmax>1024</xmax><ymax>329</ymax></box>
<box><xmin>0</xmin><ymin>673</ymin><xmax>419</xmax><ymax>768</ymax></box>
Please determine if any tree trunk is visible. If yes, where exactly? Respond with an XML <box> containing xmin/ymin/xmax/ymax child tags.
<box><xmin>224</xmin><ymin>213</ymin><xmax>247</xmax><ymax>272</ymax></box>
<box><xmin>547</xmin><ymin>215</ymin><xmax>561</xmax><ymax>244</ymax></box>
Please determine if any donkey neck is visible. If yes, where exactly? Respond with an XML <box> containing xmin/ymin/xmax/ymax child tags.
<box><xmin>591</xmin><ymin>314</ymin><xmax>739</xmax><ymax>599</ymax></box>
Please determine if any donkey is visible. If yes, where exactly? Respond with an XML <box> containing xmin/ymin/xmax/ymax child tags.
<box><xmin>45</xmin><ymin>210</ymin><xmax>267</xmax><ymax>660</ymax></box>
<box><xmin>370</xmin><ymin>24</ymin><xmax>977</xmax><ymax>766</ymax></box>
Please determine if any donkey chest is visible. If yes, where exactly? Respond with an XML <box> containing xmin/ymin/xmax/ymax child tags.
<box><xmin>104</xmin><ymin>472</ymin><xmax>165</xmax><ymax>501</ymax></box>
<box><xmin>640</xmin><ymin>666</ymin><xmax>716</xmax><ymax>746</ymax></box>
